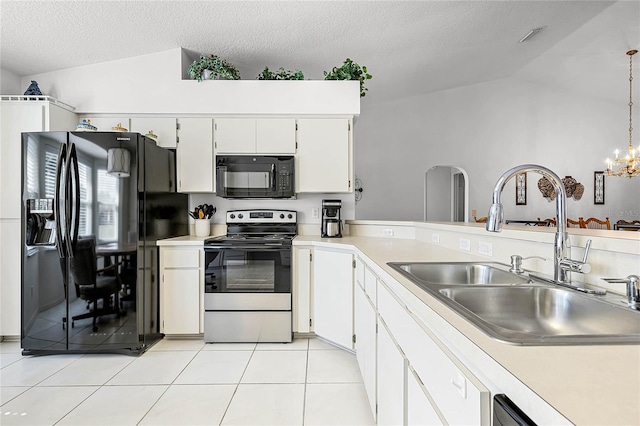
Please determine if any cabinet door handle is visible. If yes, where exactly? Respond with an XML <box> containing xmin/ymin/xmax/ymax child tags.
<box><xmin>451</xmin><ymin>373</ymin><xmax>467</xmax><ymax>398</ymax></box>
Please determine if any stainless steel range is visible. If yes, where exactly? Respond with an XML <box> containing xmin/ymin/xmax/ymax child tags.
<box><xmin>203</xmin><ymin>209</ymin><xmax>296</xmax><ymax>343</ymax></box>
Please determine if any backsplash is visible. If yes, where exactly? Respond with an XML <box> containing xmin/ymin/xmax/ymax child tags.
<box><xmin>188</xmin><ymin>193</ymin><xmax>356</xmax><ymax>225</ymax></box>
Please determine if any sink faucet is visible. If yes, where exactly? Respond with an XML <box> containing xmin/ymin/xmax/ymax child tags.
<box><xmin>486</xmin><ymin>164</ymin><xmax>590</xmax><ymax>285</ymax></box>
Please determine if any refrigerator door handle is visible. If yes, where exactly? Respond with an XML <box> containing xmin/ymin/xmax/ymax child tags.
<box><xmin>65</xmin><ymin>143</ymin><xmax>80</xmax><ymax>257</ymax></box>
<box><xmin>55</xmin><ymin>143</ymin><xmax>68</xmax><ymax>258</ymax></box>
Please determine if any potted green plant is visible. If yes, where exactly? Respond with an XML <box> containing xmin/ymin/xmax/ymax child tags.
<box><xmin>257</xmin><ymin>66</ymin><xmax>305</xmax><ymax>80</ymax></box>
<box><xmin>324</xmin><ymin>58</ymin><xmax>372</xmax><ymax>97</ymax></box>
<box><xmin>188</xmin><ymin>54</ymin><xmax>241</xmax><ymax>81</ymax></box>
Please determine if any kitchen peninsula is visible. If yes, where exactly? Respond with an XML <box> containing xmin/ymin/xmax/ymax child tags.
<box><xmin>157</xmin><ymin>220</ymin><xmax>640</xmax><ymax>425</ymax></box>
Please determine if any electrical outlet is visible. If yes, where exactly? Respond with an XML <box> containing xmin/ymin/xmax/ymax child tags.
<box><xmin>479</xmin><ymin>241</ymin><xmax>493</xmax><ymax>256</ymax></box>
<box><xmin>432</xmin><ymin>233</ymin><xmax>440</xmax><ymax>244</ymax></box>
<box><xmin>459</xmin><ymin>238</ymin><xmax>471</xmax><ymax>251</ymax></box>
<box><xmin>311</xmin><ymin>208</ymin><xmax>319</xmax><ymax>219</ymax></box>
<box><xmin>383</xmin><ymin>228</ymin><xmax>394</xmax><ymax>236</ymax></box>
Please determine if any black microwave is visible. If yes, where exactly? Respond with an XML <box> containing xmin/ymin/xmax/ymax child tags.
<box><xmin>216</xmin><ymin>155</ymin><xmax>295</xmax><ymax>198</ymax></box>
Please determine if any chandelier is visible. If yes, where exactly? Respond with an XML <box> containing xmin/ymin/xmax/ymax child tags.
<box><xmin>606</xmin><ymin>49</ymin><xmax>640</xmax><ymax>178</ymax></box>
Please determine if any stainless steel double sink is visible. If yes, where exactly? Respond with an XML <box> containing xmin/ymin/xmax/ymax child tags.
<box><xmin>387</xmin><ymin>262</ymin><xmax>640</xmax><ymax>345</ymax></box>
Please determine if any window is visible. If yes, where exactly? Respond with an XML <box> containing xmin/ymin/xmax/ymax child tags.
<box><xmin>43</xmin><ymin>146</ymin><xmax>93</xmax><ymax>238</ymax></box>
<box><xmin>77</xmin><ymin>162</ymin><xmax>92</xmax><ymax>237</ymax></box>
<box><xmin>97</xmin><ymin>169</ymin><xmax>119</xmax><ymax>242</ymax></box>
<box><xmin>44</xmin><ymin>148</ymin><xmax>58</xmax><ymax>199</ymax></box>
<box><xmin>25</xmin><ymin>137</ymin><xmax>40</xmax><ymax>199</ymax></box>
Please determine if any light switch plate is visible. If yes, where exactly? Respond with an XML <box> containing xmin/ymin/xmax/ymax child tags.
<box><xmin>459</xmin><ymin>238</ymin><xmax>471</xmax><ymax>251</ymax></box>
<box><xmin>432</xmin><ymin>233</ymin><xmax>440</xmax><ymax>244</ymax></box>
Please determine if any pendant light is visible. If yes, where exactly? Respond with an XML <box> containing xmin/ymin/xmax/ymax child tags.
<box><xmin>606</xmin><ymin>49</ymin><xmax>640</xmax><ymax>178</ymax></box>
<box><xmin>107</xmin><ymin>147</ymin><xmax>131</xmax><ymax>177</ymax></box>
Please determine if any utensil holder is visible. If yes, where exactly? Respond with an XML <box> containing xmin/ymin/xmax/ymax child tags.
<box><xmin>194</xmin><ymin>219</ymin><xmax>210</xmax><ymax>237</ymax></box>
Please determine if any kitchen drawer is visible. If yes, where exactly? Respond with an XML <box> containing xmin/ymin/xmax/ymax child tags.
<box><xmin>364</xmin><ymin>265</ymin><xmax>377</xmax><ymax>305</ymax></box>
<box><xmin>377</xmin><ymin>280</ymin><xmax>490</xmax><ymax>425</ymax></box>
<box><xmin>162</xmin><ymin>248</ymin><xmax>201</xmax><ymax>268</ymax></box>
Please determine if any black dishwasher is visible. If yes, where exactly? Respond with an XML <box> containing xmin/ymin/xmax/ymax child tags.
<box><xmin>494</xmin><ymin>394</ymin><xmax>537</xmax><ymax>426</ymax></box>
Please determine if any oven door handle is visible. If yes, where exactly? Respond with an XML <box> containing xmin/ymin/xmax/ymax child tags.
<box><xmin>205</xmin><ymin>244</ymin><xmax>289</xmax><ymax>251</ymax></box>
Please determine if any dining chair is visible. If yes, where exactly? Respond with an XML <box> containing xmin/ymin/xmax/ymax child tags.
<box><xmin>67</xmin><ymin>236</ymin><xmax>122</xmax><ymax>332</ymax></box>
<box><xmin>582</xmin><ymin>217</ymin><xmax>611</xmax><ymax>230</ymax></box>
<box><xmin>538</xmin><ymin>217</ymin><xmax>556</xmax><ymax>226</ymax></box>
<box><xmin>472</xmin><ymin>209</ymin><xmax>487</xmax><ymax>223</ymax></box>
<box><xmin>566</xmin><ymin>218</ymin><xmax>582</xmax><ymax>228</ymax></box>
<box><xmin>615</xmin><ymin>219</ymin><xmax>640</xmax><ymax>231</ymax></box>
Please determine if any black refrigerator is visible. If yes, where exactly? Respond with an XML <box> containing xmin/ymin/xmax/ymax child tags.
<box><xmin>21</xmin><ymin>131</ymin><xmax>188</xmax><ymax>355</ymax></box>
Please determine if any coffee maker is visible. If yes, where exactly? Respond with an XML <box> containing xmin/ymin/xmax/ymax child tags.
<box><xmin>321</xmin><ymin>199</ymin><xmax>342</xmax><ymax>238</ymax></box>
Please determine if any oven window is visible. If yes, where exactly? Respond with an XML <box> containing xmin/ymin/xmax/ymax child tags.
<box><xmin>205</xmin><ymin>249</ymin><xmax>291</xmax><ymax>293</ymax></box>
<box><xmin>226</xmin><ymin>259</ymin><xmax>274</xmax><ymax>291</ymax></box>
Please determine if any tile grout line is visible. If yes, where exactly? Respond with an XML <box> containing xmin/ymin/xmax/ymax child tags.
<box><xmin>217</xmin><ymin>343</ymin><xmax>257</xmax><ymax>425</ymax></box>
<box><xmin>135</xmin><ymin>346</ymin><xmax>203</xmax><ymax>425</ymax></box>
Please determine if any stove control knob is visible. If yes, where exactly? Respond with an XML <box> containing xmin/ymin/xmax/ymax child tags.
<box><xmin>230</xmin><ymin>214</ymin><xmax>236</xmax><ymax>219</ymax></box>
<box><xmin>288</xmin><ymin>214</ymin><xmax>293</xmax><ymax>219</ymax></box>
<box><xmin>238</xmin><ymin>214</ymin><xmax>244</xmax><ymax>219</ymax></box>
<box><xmin>280</xmin><ymin>214</ymin><xmax>285</xmax><ymax>219</ymax></box>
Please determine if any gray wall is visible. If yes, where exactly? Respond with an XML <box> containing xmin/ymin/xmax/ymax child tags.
<box><xmin>354</xmin><ymin>76</ymin><xmax>640</xmax><ymax>223</ymax></box>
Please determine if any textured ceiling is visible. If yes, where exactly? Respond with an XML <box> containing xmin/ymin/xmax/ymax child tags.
<box><xmin>0</xmin><ymin>1</ymin><xmax>637</xmax><ymax>102</ymax></box>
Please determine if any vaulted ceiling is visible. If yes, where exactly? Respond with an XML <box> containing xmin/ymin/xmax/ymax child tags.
<box><xmin>1</xmin><ymin>1</ymin><xmax>638</xmax><ymax>103</ymax></box>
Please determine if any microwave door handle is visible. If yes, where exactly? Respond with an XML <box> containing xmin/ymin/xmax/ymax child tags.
<box><xmin>271</xmin><ymin>164</ymin><xmax>276</xmax><ymax>191</ymax></box>
<box><xmin>67</xmin><ymin>143</ymin><xmax>80</xmax><ymax>256</ymax></box>
<box><xmin>55</xmin><ymin>143</ymin><xmax>67</xmax><ymax>258</ymax></box>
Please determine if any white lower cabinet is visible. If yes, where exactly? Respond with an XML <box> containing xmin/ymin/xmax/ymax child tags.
<box><xmin>312</xmin><ymin>248</ymin><xmax>354</xmax><ymax>349</ymax></box>
<box><xmin>377</xmin><ymin>278</ymin><xmax>490</xmax><ymax>425</ymax></box>
<box><xmin>377</xmin><ymin>317</ymin><xmax>407</xmax><ymax>426</ymax></box>
<box><xmin>293</xmin><ymin>247</ymin><xmax>312</xmax><ymax>333</ymax></box>
<box><xmin>407</xmin><ymin>365</ymin><xmax>445</xmax><ymax>425</ymax></box>
<box><xmin>354</xmin><ymin>282</ymin><xmax>377</xmax><ymax>419</ymax></box>
<box><xmin>160</xmin><ymin>247</ymin><xmax>203</xmax><ymax>334</ymax></box>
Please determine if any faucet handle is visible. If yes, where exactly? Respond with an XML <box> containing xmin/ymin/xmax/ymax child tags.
<box><xmin>559</xmin><ymin>239</ymin><xmax>592</xmax><ymax>274</ymax></box>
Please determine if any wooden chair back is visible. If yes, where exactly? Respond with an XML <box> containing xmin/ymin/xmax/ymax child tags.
<box><xmin>472</xmin><ymin>209</ymin><xmax>487</xmax><ymax>223</ymax></box>
<box><xmin>566</xmin><ymin>218</ymin><xmax>582</xmax><ymax>228</ymax></box>
<box><xmin>582</xmin><ymin>217</ymin><xmax>611</xmax><ymax>230</ymax></box>
<box><xmin>538</xmin><ymin>217</ymin><xmax>556</xmax><ymax>226</ymax></box>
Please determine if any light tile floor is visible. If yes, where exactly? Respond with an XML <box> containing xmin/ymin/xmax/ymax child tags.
<box><xmin>0</xmin><ymin>338</ymin><xmax>375</xmax><ymax>425</ymax></box>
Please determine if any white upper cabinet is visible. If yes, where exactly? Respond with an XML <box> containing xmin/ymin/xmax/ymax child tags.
<box><xmin>296</xmin><ymin>118</ymin><xmax>352</xmax><ymax>193</ymax></box>
<box><xmin>78</xmin><ymin>116</ymin><xmax>130</xmax><ymax>132</ymax></box>
<box><xmin>130</xmin><ymin>117</ymin><xmax>177</xmax><ymax>148</ymax></box>
<box><xmin>176</xmin><ymin>118</ymin><xmax>214</xmax><ymax>193</ymax></box>
<box><xmin>214</xmin><ymin>118</ymin><xmax>256</xmax><ymax>153</ymax></box>
<box><xmin>1</xmin><ymin>100</ymin><xmax>77</xmax><ymax>219</ymax></box>
<box><xmin>256</xmin><ymin>118</ymin><xmax>296</xmax><ymax>153</ymax></box>
<box><xmin>214</xmin><ymin>118</ymin><xmax>296</xmax><ymax>154</ymax></box>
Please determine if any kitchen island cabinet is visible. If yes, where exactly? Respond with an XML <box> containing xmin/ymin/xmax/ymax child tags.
<box><xmin>354</xmin><ymin>272</ymin><xmax>377</xmax><ymax>418</ymax></box>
